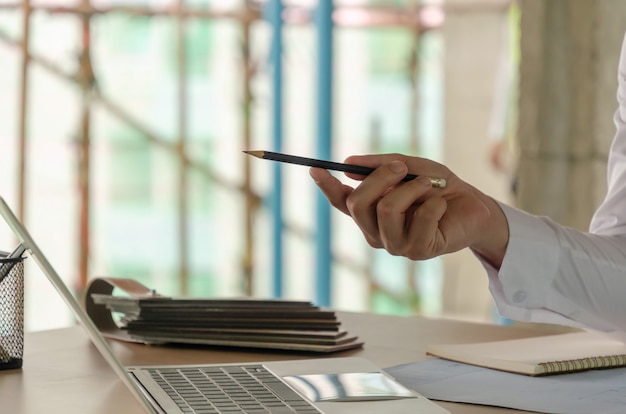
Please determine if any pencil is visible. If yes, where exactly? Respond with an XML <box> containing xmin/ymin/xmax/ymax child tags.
<box><xmin>243</xmin><ymin>150</ymin><xmax>447</xmax><ymax>188</ymax></box>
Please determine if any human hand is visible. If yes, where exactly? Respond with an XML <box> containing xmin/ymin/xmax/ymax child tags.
<box><xmin>309</xmin><ymin>153</ymin><xmax>509</xmax><ymax>268</ymax></box>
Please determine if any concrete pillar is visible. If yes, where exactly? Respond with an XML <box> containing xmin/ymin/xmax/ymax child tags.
<box><xmin>516</xmin><ymin>0</ymin><xmax>626</xmax><ymax>229</ymax></box>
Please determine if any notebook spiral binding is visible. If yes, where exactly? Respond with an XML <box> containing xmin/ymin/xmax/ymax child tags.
<box><xmin>538</xmin><ymin>354</ymin><xmax>626</xmax><ymax>375</ymax></box>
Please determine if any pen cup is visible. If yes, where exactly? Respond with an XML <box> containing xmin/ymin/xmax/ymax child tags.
<box><xmin>0</xmin><ymin>256</ymin><xmax>25</xmax><ymax>370</ymax></box>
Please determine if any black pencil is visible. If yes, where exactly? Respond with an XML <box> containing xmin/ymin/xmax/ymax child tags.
<box><xmin>244</xmin><ymin>150</ymin><xmax>446</xmax><ymax>188</ymax></box>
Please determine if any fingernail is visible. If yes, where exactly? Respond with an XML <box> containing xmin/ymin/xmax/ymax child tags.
<box><xmin>389</xmin><ymin>161</ymin><xmax>406</xmax><ymax>174</ymax></box>
<box><xmin>417</xmin><ymin>176</ymin><xmax>432</xmax><ymax>186</ymax></box>
<box><xmin>309</xmin><ymin>169</ymin><xmax>320</xmax><ymax>184</ymax></box>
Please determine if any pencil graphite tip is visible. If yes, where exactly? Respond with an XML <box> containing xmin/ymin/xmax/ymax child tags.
<box><xmin>243</xmin><ymin>150</ymin><xmax>265</xmax><ymax>159</ymax></box>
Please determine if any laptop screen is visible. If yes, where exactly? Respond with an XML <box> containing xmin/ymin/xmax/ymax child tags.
<box><xmin>0</xmin><ymin>196</ymin><xmax>157</xmax><ymax>413</ymax></box>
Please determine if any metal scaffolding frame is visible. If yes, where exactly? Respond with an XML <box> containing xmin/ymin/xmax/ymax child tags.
<box><xmin>1</xmin><ymin>0</ymin><xmax>447</xmax><ymax>308</ymax></box>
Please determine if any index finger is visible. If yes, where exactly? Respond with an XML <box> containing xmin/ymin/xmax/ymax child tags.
<box><xmin>342</xmin><ymin>154</ymin><xmax>411</xmax><ymax>181</ymax></box>
<box><xmin>309</xmin><ymin>167</ymin><xmax>354</xmax><ymax>216</ymax></box>
<box><xmin>344</xmin><ymin>154</ymin><xmax>448</xmax><ymax>186</ymax></box>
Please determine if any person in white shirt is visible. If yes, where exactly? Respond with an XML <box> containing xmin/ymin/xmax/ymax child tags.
<box><xmin>309</xmin><ymin>33</ymin><xmax>626</xmax><ymax>338</ymax></box>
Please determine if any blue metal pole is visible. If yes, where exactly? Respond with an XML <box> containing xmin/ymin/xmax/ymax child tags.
<box><xmin>315</xmin><ymin>0</ymin><xmax>333</xmax><ymax>306</ymax></box>
<box><xmin>269</xmin><ymin>0</ymin><xmax>284</xmax><ymax>298</ymax></box>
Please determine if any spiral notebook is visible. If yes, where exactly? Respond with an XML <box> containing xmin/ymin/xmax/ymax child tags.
<box><xmin>426</xmin><ymin>331</ymin><xmax>626</xmax><ymax>376</ymax></box>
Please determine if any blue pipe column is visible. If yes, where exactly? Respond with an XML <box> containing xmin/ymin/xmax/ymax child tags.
<box><xmin>268</xmin><ymin>0</ymin><xmax>284</xmax><ymax>298</ymax></box>
<box><xmin>315</xmin><ymin>0</ymin><xmax>333</xmax><ymax>307</ymax></box>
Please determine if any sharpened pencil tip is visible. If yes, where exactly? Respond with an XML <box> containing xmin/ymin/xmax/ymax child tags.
<box><xmin>243</xmin><ymin>150</ymin><xmax>265</xmax><ymax>159</ymax></box>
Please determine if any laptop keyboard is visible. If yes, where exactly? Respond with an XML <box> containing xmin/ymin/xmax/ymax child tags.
<box><xmin>147</xmin><ymin>365</ymin><xmax>321</xmax><ymax>413</ymax></box>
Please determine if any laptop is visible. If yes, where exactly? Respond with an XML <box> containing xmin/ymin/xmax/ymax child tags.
<box><xmin>0</xmin><ymin>196</ymin><xmax>449</xmax><ymax>414</ymax></box>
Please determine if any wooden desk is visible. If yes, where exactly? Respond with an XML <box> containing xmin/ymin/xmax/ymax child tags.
<box><xmin>0</xmin><ymin>311</ymin><xmax>554</xmax><ymax>413</ymax></box>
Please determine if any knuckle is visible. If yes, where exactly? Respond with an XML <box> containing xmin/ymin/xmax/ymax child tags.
<box><xmin>414</xmin><ymin>208</ymin><xmax>436</xmax><ymax>222</ymax></box>
<box><xmin>415</xmin><ymin>199</ymin><xmax>445</xmax><ymax>221</ymax></box>
<box><xmin>345</xmin><ymin>193</ymin><xmax>361</xmax><ymax>215</ymax></box>
<box><xmin>388</xmin><ymin>247</ymin><xmax>407</xmax><ymax>258</ymax></box>
<box><xmin>346</xmin><ymin>199</ymin><xmax>373</xmax><ymax>220</ymax></box>
<box><xmin>404</xmin><ymin>239</ymin><xmax>433</xmax><ymax>261</ymax></box>
<box><xmin>365</xmin><ymin>236</ymin><xmax>383</xmax><ymax>249</ymax></box>
<box><xmin>382</xmin><ymin>239</ymin><xmax>410</xmax><ymax>258</ymax></box>
<box><xmin>406</xmin><ymin>248</ymin><xmax>431</xmax><ymax>261</ymax></box>
<box><xmin>376</xmin><ymin>199</ymin><xmax>399</xmax><ymax>218</ymax></box>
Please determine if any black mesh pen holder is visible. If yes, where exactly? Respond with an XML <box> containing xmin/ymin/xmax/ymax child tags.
<box><xmin>0</xmin><ymin>256</ymin><xmax>25</xmax><ymax>370</ymax></box>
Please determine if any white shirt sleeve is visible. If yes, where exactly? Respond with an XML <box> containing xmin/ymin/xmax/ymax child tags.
<box><xmin>482</xmin><ymin>32</ymin><xmax>626</xmax><ymax>336</ymax></box>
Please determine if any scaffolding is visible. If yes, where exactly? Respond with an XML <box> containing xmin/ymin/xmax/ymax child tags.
<box><xmin>0</xmin><ymin>0</ymin><xmax>447</xmax><ymax>310</ymax></box>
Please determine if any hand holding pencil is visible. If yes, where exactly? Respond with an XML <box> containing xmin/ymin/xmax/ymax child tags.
<box><xmin>248</xmin><ymin>151</ymin><xmax>508</xmax><ymax>268</ymax></box>
<box><xmin>244</xmin><ymin>150</ymin><xmax>447</xmax><ymax>188</ymax></box>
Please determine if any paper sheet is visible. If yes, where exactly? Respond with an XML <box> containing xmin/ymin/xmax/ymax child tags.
<box><xmin>384</xmin><ymin>358</ymin><xmax>626</xmax><ymax>414</ymax></box>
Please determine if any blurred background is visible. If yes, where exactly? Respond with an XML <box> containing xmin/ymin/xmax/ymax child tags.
<box><xmin>1</xmin><ymin>0</ymin><xmax>624</xmax><ymax>332</ymax></box>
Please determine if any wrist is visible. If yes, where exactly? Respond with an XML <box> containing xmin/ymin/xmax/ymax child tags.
<box><xmin>470</xmin><ymin>195</ymin><xmax>510</xmax><ymax>269</ymax></box>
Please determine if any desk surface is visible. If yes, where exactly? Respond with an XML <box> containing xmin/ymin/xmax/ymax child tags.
<box><xmin>0</xmin><ymin>311</ymin><xmax>555</xmax><ymax>413</ymax></box>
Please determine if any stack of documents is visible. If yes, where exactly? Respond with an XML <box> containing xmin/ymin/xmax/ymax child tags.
<box><xmin>86</xmin><ymin>278</ymin><xmax>363</xmax><ymax>353</ymax></box>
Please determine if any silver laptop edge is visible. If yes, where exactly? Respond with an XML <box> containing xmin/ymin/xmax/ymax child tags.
<box><xmin>0</xmin><ymin>196</ymin><xmax>449</xmax><ymax>414</ymax></box>
<box><xmin>0</xmin><ymin>196</ymin><xmax>158</xmax><ymax>413</ymax></box>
